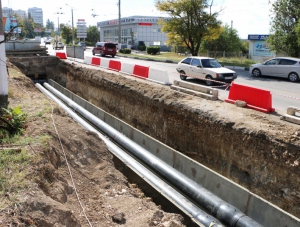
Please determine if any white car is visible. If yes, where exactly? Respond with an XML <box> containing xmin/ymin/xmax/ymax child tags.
<box><xmin>249</xmin><ymin>57</ymin><xmax>300</xmax><ymax>82</ymax></box>
<box><xmin>176</xmin><ymin>56</ymin><xmax>237</xmax><ymax>86</ymax></box>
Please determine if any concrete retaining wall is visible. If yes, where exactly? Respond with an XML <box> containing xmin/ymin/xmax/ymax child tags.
<box><xmin>5</xmin><ymin>40</ymin><xmax>42</xmax><ymax>50</ymax></box>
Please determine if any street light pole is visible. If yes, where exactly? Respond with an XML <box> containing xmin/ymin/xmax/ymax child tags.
<box><xmin>0</xmin><ymin>0</ymin><xmax>8</xmax><ymax>109</ymax></box>
<box><xmin>66</xmin><ymin>4</ymin><xmax>75</xmax><ymax>45</ymax></box>
<box><xmin>54</xmin><ymin>8</ymin><xmax>64</xmax><ymax>49</ymax></box>
<box><xmin>71</xmin><ymin>8</ymin><xmax>74</xmax><ymax>45</ymax></box>
<box><xmin>118</xmin><ymin>0</ymin><xmax>121</xmax><ymax>45</ymax></box>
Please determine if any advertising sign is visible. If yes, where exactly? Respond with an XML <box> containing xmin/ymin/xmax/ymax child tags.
<box><xmin>77</xmin><ymin>19</ymin><xmax>87</xmax><ymax>38</ymax></box>
<box><xmin>34</xmin><ymin>28</ymin><xmax>42</xmax><ymax>33</ymax></box>
<box><xmin>248</xmin><ymin>34</ymin><xmax>269</xmax><ymax>40</ymax></box>
<box><xmin>3</xmin><ymin>17</ymin><xmax>18</xmax><ymax>33</ymax></box>
<box><xmin>253</xmin><ymin>41</ymin><xmax>272</xmax><ymax>57</ymax></box>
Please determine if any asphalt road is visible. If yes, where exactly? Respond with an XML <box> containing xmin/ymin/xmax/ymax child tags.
<box><xmin>46</xmin><ymin>43</ymin><xmax>300</xmax><ymax>115</ymax></box>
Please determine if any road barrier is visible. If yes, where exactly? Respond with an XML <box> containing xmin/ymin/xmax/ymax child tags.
<box><xmin>225</xmin><ymin>82</ymin><xmax>275</xmax><ymax>113</ymax></box>
<box><xmin>84</xmin><ymin>56</ymin><xmax>92</xmax><ymax>65</ymax></box>
<box><xmin>108</xmin><ymin>60</ymin><xmax>121</xmax><ymax>72</ymax></box>
<box><xmin>55</xmin><ymin>52</ymin><xmax>67</xmax><ymax>59</ymax></box>
<box><xmin>91</xmin><ymin>57</ymin><xmax>101</xmax><ymax>66</ymax></box>
<box><xmin>281</xmin><ymin>106</ymin><xmax>300</xmax><ymax>125</ymax></box>
<box><xmin>120</xmin><ymin>62</ymin><xmax>135</xmax><ymax>75</ymax></box>
<box><xmin>172</xmin><ymin>80</ymin><xmax>218</xmax><ymax>100</ymax></box>
<box><xmin>99</xmin><ymin>58</ymin><xmax>110</xmax><ymax>69</ymax></box>
<box><xmin>83</xmin><ymin>57</ymin><xmax>170</xmax><ymax>85</ymax></box>
<box><xmin>148</xmin><ymin>68</ymin><xmax>170</xmax><ymax>85</ymax></box>
<box><xmin>132</xmin><ymin>65</ymin><xmax>149</xmax><ymax>79</ymax></box>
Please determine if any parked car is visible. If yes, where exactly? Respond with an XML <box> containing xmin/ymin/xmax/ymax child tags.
<box><xmin>77</xmin><ymin>42</ymin><xmax>86</xmax><ymax>50</ymax></box>
<box><xmin>92</xmin><ymin>42</ymin><xmax>117</xmax><ymax>57</ymax></box>
<box><xmin>53</xmin><ymin>42</ymin><xmax>64</xmax><ymax>50</ymax></box>
<box><xmin>44</xmin><ymin>39</ymin><xmax>51</xmax><ymax>44</ymax></box>
<box><xmin>176</xmin><ymin>57</ymin><xmax>237</xmax><ymax>86</ymax></box>
<box><xmin>131</xmin><ymin>44</ymin><xmax>137</xmax><ymax>50</ymax></box>
<box><xmin>249</xmin><ymin>57</ymin><xmax>300</xmax><ymax>82</ymax></box>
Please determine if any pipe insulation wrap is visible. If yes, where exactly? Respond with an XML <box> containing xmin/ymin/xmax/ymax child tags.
<box><xmin>36</xmin><ymin>83</ymin><xmax>223</xmax><ymax>227</ymax></box>
<box><xmin>42</xmin><ymin>82</ymin><xmax>263</xmax><ymax>227</ymax></box>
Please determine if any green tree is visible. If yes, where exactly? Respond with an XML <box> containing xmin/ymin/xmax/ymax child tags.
<box><xmin>201</xmin><ymin>25</ymin><xmax>243</xmax><ymax>52</ymax></box>
<box><xmin>85</xmin><ymin>26</ymin><xmax>100</xmax><ymax>45</ymax></box>
<box><xmin>268</xmin><ymin>0</ymin><xmax>300</xmax><ymax>57</ymax></box>
<box><xmin>155</xmin><ymin>0</ymin><xmax>222</xmax><ymax>56</ymax></box>
<box><xmin>14</xmin><ymin>14</ymin><xmax>36</xmax><ymax>39</ymax></box>
<box><xmin>60</xmin><ymin>24</ymin><xmax>73</xmax><ymax>45</ymax></box>
<box><xmin>46</xmin><ymin>19</ymin><xmax>55</xmax><ymax>30</ymax></box>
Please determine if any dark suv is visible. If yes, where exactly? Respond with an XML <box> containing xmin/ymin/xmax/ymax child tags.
<box><xmin>92</xmin><ymin>42</ymin><xmax>117</xmax><ymax>57</ymax></box>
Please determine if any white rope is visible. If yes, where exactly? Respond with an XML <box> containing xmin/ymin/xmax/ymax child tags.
<box><xmin>47</xmin><ymin>99</ymin><xmax>93</xmax><ymax>227</ymax></box>
<box><xmin>10</xmin><ymin>76</ymin><xmax>93</xmax><ymax>226</ymax></box>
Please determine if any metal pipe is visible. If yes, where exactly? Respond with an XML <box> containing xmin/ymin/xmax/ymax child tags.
<box><xmin>36</xmin><ymin>83</ymin><xmax>223</xmax><ymax>227</ymax></box>
<box><xmin>42</xmin><ymin>82</ymin><xmax>263</xmax><ymax>227</ymax></box>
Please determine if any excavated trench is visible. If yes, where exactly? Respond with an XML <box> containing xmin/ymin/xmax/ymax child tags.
<box><xmin>8</xmin><ymin>56</ymin><xmax>300</xmax><ymax>221</ymax></box>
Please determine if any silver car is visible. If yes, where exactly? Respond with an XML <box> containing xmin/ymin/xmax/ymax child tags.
<box><xmin>249</xmin><ymin>57</ymin><xmax>300</xmax><ymax>82</ymax></box>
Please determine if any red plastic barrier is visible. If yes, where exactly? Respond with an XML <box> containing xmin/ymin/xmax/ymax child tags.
<box><xmin>132</xmin><ymin>65</ymin><xmax>149</xmax><ymax>79</ymax></box>
<box><xmin>56</xmin><ymin>52</ymin><xmax>67</xmax><ymax>59</ymax></box>
<box><xmin>91</xmin><ymin>57</ymin><xmax>101</xmax><ymax>66</ymax></box>
<box><xmin>225</xmin><ymin>82</ymin><xmax>275</xmax><ymax>113</ymax></box>
<box><xmin>108</xmin><ymin>60</ymin><xmax>121</xmax><ymax>71</ymax></box>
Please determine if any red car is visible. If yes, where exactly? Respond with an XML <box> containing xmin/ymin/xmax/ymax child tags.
<box><xmin>92</xmin><ymin>42</ymin><xmax>117</xmax><ymax>57</ymax></box>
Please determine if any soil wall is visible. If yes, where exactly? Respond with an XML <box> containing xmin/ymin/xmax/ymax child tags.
<box><xmin>10</xmin><ymin>57</ymin><xmax>300</xmax><ymax>218</ymax></box>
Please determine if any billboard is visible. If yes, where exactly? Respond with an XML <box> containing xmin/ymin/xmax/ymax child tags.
<box><xmin>77</xmin><ymin>19</ymin><xmax>87</xmax><ymax>38</ymax></box>
<box><xmin>3</xmin><ymin>17</ymin><xmax>19</xmax><ymax>33</ymax></box>
<box><xmin>34</xmin><ymin>28</ymin><xmax>42</xmax><ymax>33</ymax></box>
<box><xmin>253</xmin><ymin>41</ymin><xmax>272</xmax><ymax>57</ymax></box>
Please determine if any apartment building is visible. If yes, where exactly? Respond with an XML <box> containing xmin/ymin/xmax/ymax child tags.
<box><xmin>2</xmin><ymin>7</ymin><xmax>26</xmax><ymax>19</ymax></box>
<box><xmin>28</xmin><ymin>7</ymin><xmax>43</xmax><ymax>26</ymax></box>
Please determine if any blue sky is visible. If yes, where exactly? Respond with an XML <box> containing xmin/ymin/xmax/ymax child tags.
<box><xmin>2</xmin><ymin>0</ymin><xmax>272</xmax><ymax>39</ymax></box>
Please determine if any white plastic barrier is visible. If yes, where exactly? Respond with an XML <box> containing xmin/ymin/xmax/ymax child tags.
<box><xmin>120</xmin><ymin>62</ymin><xmax>135</xmax><ymax>75</ymax></box>
<box><xmin>100</xmin><ymin>58</ymin><xmax>110</xmax><ymax>69</ymax></box>
<box><xmin>148</xmin><ymin>68</ymin><xmax>171</xmax><ymax>85</ymax></box>
<box><xmin>84</xmin><ymin>56</ymin><xmax>92</xmax><ymax>65</ymax></box>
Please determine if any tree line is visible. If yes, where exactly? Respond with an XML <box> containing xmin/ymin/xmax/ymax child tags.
<box><xmin>9</xmin><ymin>0</ymin><xmax>300</xmax><ymax>57</ymax></box>
<box><xmin>155</xmin><ymin>0</ymin><xmax>300</xmax><ymax>57</ymax></box>
<box><xmin>11</xmin><ymin>14</ymin><xmax>100</xmax><ymax>45</ymax></box>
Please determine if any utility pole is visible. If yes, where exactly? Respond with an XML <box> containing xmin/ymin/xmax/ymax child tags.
<box><xmin>118</xmin><ymin>0</ymin><xmax>121</xmax><ymax>46</ymax></box>
<box><xmin>66</xmin><ymin>4</ymin><xmax>75</xmax><ymax>45</ymax></box>
<box><xmin>71</xmin><ymin>8</ymin><xmax>74</xmax><ymax>45</ymax></box>
<box><xmin>0</xmin><ymin>0</ymin><xmax>9</xmax><ymax>109</ymax></box>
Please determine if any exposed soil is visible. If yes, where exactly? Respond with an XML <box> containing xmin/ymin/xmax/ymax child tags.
<box><xmin>0</xmin><ymin>62</ymin><xmax>187</xmax><ymax>226</ymax></box>
<box><xmin>1</xmin><ymin>58</ymin><xmax>300</xmax><ymax>226</ymax></box>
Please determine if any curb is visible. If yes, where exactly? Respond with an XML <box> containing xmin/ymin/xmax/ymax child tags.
<box><xmin>224</xmin><ymin>65</ymin><xmax>249</xmax><ymax>71</ymax></box>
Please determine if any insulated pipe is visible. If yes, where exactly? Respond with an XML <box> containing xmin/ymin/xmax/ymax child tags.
<box><xmin>43</xmin><ymin>82</ymin><xmax>263</xmax><ymax>227</ymax></box>
<box><xmin>36</xmin><ymin>83</ymin><xmax>223</xmax><ymax>227</ymax></box>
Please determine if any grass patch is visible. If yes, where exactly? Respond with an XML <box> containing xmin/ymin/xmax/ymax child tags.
<box><xmin>0</xmin><ymin>148</ymin><xmax>32</xmax><ymax>198</ymax></box>
<box><xmin>117</xmin><ymin>51</ymin><xmax>258</xmax><ymax>68</ymax></box>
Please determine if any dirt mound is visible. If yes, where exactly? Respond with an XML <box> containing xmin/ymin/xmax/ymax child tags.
<box><xmin>0</xmin><ymin>62</ymin><xmax>187</xmax><ymax>226</ymax></box>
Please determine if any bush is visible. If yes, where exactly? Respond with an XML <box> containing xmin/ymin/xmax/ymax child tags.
<box><xmin>147</xmin><ymin>46</ymin><xmax>160</xmax><ymax>55</ymax></box>
<box><xmin>119</xmin><ymin>48</ymin><xmax>131</xmax><ymax>54</ymax></box>
<box><xmin>0</xmin><ymin>107</ymin><xmax>27</xmax><ymax>139</ymax></box>
<box><xmin>137</xmin><ymin>45</ymin><xmax>146</xmax><ymax>51</ymax></box>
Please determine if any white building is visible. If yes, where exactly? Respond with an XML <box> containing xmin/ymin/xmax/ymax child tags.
<box><xmin>2</xmin><ymin>7</ymin><xmax>13</xmax><ymax>17</ymax></box>
<box><xmin>97</xmin><ymin>15</ymin><xmax>169</xmax><ymax>46</ymax></box>
<box><xmin>14</xmin><ymin>9</ymin><xmax>26</xmax><ymax>20</ymax></box>
<box><xmin>2</xmin><ymin>7</ymin><xmax>26</xmax><ymax>19</ymax></box>
<box><xmin>28</xmin><ymin>7</ymin><xmax>43</xmax><ymax>26</ymax></box>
